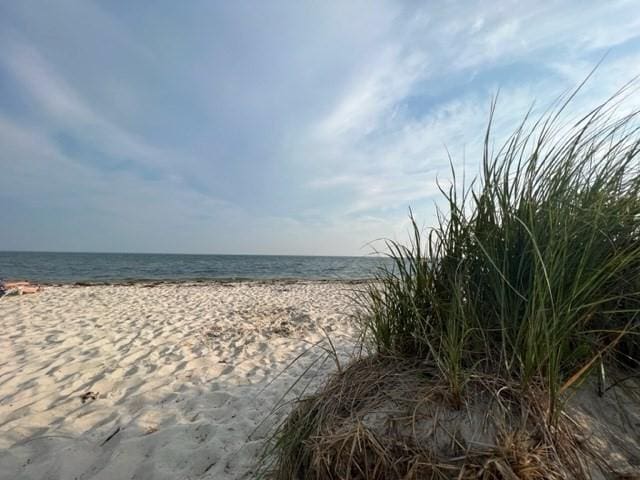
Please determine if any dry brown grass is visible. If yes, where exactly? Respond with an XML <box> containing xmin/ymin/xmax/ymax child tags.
<box><xmin>263</xmin><ymin>355</ymin><xmax>640</xmax><ymax>480</ymax></box>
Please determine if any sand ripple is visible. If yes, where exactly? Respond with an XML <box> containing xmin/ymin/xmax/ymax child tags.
<box><xmin>0</xmin><ymin>281</ymin><xmax>358</xmax><ymax>480</ymax></box>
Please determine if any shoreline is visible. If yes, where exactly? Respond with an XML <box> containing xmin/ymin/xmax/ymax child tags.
<box><xmin>50</xmin><ymin>277</ymin><xmax>374</xmax><ymax>287</ymax></box>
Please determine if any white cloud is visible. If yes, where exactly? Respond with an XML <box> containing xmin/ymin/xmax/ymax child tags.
<box><xmin>288</xmin><ymin>1</ymin><xmax>640</xmax><ymax>247</ymax></box>
<box><xmin>313</xmin><ymin>46</ymin><xmax>426</xmax><ymax>140</ymax></box>
<box><xmin>2</xmin><ymin>43</ymin><xmax>176</xmax><ymax>172</ymax></box>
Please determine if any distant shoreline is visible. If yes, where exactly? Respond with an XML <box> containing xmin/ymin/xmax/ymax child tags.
<box><xmin>0</xmin><ymin>250</ymin><xmax>381</xmax><ymax>258</ymax></box>
<box><xmin>39</xmin><ymin>278</ymin><xmax>374</xmax><ymax>287</ymax></box>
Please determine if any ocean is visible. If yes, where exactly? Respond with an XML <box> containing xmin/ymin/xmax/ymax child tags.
<box><xmin>0</xmin><ymin>251</ymin><xmax>390</xmax><ymax>284</ymax></box>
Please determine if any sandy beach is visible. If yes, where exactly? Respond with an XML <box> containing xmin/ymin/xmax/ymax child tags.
<box><xmin>0</xmin><ymin>282</ymin><xmax>359</xmax><ymax>480</ymax></box>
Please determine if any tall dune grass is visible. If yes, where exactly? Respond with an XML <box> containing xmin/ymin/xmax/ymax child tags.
<box><xmin>359</xmin><ymin>88</ymin><xmax>640</xmax><ymax>412</ymax></box>
<box><xmin>262</xmin><ymin>85</ymin><xmax>640</xmax><ymax>479</ymax></box>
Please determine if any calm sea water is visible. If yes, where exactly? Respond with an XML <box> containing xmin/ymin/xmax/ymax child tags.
<box><xmin>0</xmin><ymin>252</ymin><xmax>390</xmax><ymax>284</ymax></box>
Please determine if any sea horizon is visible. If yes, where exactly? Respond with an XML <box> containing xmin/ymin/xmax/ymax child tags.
<box><xmin>0</xmin><ymin>249</ymin><xmax>379</xmax><ymax>258</ymax></box>
<box><xmin>0</xmin><ymin>251</ymin><xmax>390</xmax><ymax>284</ymax></box>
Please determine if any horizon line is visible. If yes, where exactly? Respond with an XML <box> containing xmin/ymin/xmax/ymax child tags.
<box><xmin>0</xmin><ymin>249</ymin><xmax>383</xmax><ymax>258</ymax></box>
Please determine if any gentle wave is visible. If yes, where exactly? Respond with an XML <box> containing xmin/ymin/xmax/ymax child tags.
<box><xmin>0</xmin><ymin>252</ymin><xmax>391</xmax><ymax>284</ymax></box>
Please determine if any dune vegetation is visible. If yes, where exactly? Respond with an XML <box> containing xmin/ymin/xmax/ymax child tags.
<box><xmin>261</xmin><ymin>84</ymin><xmax>640</xmax><ymax>479</ymax></box>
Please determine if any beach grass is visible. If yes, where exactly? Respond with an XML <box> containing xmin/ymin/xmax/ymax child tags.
<box><xmin>261</xmin><ymin>83</ymin><xmax>640</xmax><ymax>479</ymax></box>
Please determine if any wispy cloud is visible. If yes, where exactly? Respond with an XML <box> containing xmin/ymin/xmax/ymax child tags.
<box><xmin>293</xmin><ymin>2</ymin><xmax>640</xmax><ymax>238</ymax></box>
<box><xmin>3</xmin><ymin>43</ymin><xmax>177</xmax><ymax>173</ymax></box>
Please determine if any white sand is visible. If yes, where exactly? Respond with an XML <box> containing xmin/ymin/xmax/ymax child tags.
<box><xmin>0</xmin><ymin>281</ymin><xmax>359</xmax><ymax>480</ymax></box>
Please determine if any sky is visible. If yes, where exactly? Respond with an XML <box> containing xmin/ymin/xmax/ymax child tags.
<box><xmin>1</xmin><ymin>1</ymin><xmax>640</xmax><ymax>256</ymax></box>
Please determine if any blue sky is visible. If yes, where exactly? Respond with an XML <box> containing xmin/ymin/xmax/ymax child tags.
<box><xmin>1</xmin><ymin>1</ymin><xmax>640</xmax><ymax>255</ymax></box>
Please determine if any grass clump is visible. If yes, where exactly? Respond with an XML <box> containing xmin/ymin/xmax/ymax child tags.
<box><xmin>267</xmin><ymin>357</ymin><xmax>592</xmax><ymax>479</ymax></box>
<box><xmin>361</xmin><ymin>88</ymin><xmax>640</xmax><ymax>407</ymax></box>
<box><xmin>263</xmin><ymin>84</ymin><xmax>640</xmax><ymax>479</ymax></box>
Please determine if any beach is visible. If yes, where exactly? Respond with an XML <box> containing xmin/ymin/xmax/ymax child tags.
<box><xmin>0</xmin><ymin>281</ymin><xmax>359</xmax><ymax>480</ymax></box>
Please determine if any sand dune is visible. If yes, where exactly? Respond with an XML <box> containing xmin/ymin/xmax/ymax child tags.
<box><xmin>0</xmin><ymin>282</ymin><xmax>358</xmax><ymax>480</ymax></box>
